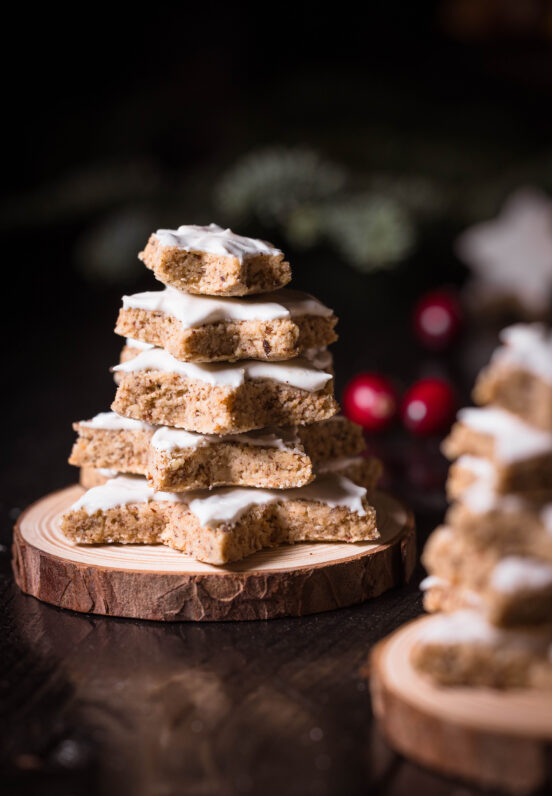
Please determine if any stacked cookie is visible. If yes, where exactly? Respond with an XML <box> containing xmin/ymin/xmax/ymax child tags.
<box><xmin>62</xmin><ymin>224</ymin><xmax>382</xmax><ymax>565</ymax></box>
<box><xmin>412</xmin><ymin>324</ymin><xmax>552</xmax><ymax>688</ymax></box>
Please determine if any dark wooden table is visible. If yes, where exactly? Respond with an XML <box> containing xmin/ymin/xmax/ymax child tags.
<box><xmin>1</xmin><ymin>269</ymin><xmax>520</xmax><ymax>796</ymax></box>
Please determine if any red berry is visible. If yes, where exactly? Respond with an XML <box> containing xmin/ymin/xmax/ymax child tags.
<box><xmin>401</xmin><ymin>378</ymin><xmax>456</xmax><ymax>436</ymax></box>
<box><xmin>343</xmin><ymin>373</ymin><xmax>398</xmax><ymax>431</ymax></box>
<box><xmin>413</xmin><ymin>289</ymin><xmax>462</xmax><ymax>350</ymax></box>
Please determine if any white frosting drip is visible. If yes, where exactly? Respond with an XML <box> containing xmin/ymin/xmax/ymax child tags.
<box><xmin>69</xmin><ymin>475</ymin><xmax>183</xmax><ymax>513</ymax></box>
<box><xmin>493</xmin><ymin>324</ymin><xmax>552</xmax><ymax>385</ymax></box>
<box><xmin>491</xmin><ymin>556</ymin><xmax>552</xmax><ymax>593</ymax></box>
<box><xmin>98</xmin><ymin>468</ymin><xmax>118</xmax><ymax>477</ymax></box>
<box><xmin>79</xmin><ymin>412</ymin><xmax>155</xmax><ymax>432</ymax></box>
<box><xmin>458</xmin><ymin>407</ymin><xmax>552</xmax><ymax>462</ymax></box>
<box><xmin>418</xmin><ymin>610</ymin><xmax>504</xmax><ymax>644</ymax></box>
<box><xmin>456</xmin><ymin>454</ymin><xmax>497</xmax><ymax>484</ymax></box>
<box><xmin>187</xmin><ymin>474</ymin><xmax>367</xmax><ymax>527</ymax></box>
<box><xmin>151</xmin><ymin>426</ymin><xmax>301</xmax><ymax>454</ymax></box>
<box><xmin>113</xmin><ymin>348</ymin><xmax>332</xmax><ymax>392</ymax></box>
<box><xmin>122</xmin><ymin>286</ymin><xmax>332</xmax><ymax>329</ymax></box>
<box><xmin>316</xmin><ymin>456</ymin><xmax>365</xmax><ymax>474</ymax></box>
<box><xmin>125</xmin><ymin>337</ymin><xmax>155</xmax><ymax>351</ymax></box>
<box><xmin>69</xmin><ymin>474</ymin><xmax>367</xmax><ymax>528</ymax></box>
<box><xmin>460</xmin><ymin>479</ymin><xmax>525</xmax><ymax>515</ymax></box>
<box><xmin>454</xmin><ymin>455</ymin><xmax>542</xmax><ymax>516</ymax></box>
<box><xmin>153</xmin><ymin>223</ymin><xmax>281</xmax><ymax>262</ymax></box>
<box><xmin>420</xmin><ymin>575</ymin><xmax>449</xmax><ymax>591</ymax></box>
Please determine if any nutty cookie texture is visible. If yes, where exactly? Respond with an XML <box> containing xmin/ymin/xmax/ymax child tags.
<box><xmin>114</xmin><ymin>287</ymin><xmax>337</xmax><ymax>363</ymax></box>
<box><xmin>139</xmin><ymin>224</ymin><xmax>291</xmax><ymax>296</ymax></box>
<box><xmin>61</xmin><ymin>474</ymin><xmax>379</xmax><ymax>565</ymax></box>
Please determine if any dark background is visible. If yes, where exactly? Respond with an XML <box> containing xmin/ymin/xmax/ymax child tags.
<box><xmin>2</xmin><ymin>3</ymin><xmax>552</xmax><ymax>794</ymax></box>
<box><xmin>3</xmin><ymin>1</ymin><xmax>552</xmax><ymax>519</ymax></box>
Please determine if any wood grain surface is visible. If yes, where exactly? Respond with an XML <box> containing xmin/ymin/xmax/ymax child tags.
<box><xmin>12</xmin><ymin>486</ymin><xmax>416</xmax><ymax>621</ymax></box>
<box><xmin>370</xmin><ymin>616</ymin><xmax>552</xmax><ymax>795</ymax></box>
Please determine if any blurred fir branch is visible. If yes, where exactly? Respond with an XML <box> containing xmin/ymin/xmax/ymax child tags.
<box><xmin>286</xmin><ymin>194</ymin><xmax>416</xmax><ymax>271</ymax></box>
<box><xmin>214</xmin><ymin>147</ymin><xmax>422</xmax><ymax>271</ymax></box>
<box><xmin>5</xmin><ymin>135</ymin><xmax>550</xmax><ymax>283</ymax></box>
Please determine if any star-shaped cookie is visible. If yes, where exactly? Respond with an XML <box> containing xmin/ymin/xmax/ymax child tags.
<box><xmin>456</xmin><ymin>188</ymin><xmax>552</xmax><ymax>317</ymax></box>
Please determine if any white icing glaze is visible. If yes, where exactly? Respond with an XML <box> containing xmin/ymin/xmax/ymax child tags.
<box><xmin>122</xmin><ymin>286</ymin><xmax>332</xmax><ymax>329</ymax></box>
<box><xmin>458</xmin><ymin>407</ymin><xmax>552</xmax><ymax>462</ymax></box>
<box><xmin>456</xmin><ymin>454</ymin><xmax>497</xmax><ymax>484</ymax></box>
<box><xmin>416</xmin><ymin>609</ymin><xmax>544</xmax><ymax>649</ymax></box>
<box><xmin>419</xmin><ymin>575</ymin><xmax>450</xmax><ymax>591</ymax></box>
<box><xmin>69</xmin><ymin>475</ymin><xmax>183</xmax><ymax>514</ymax></box>
<box><xmin>79</xmin><ymin>412</ymin><xmax>155</xmax><ymax>432</ymax></box>
<box><xmin>113</xmin><ymin>348</ymin><xmax>333</xmax><ymax>392</ymax></box>
<box><xmin>98</xmin><ymin>468</ymin><xmax>118</xmax><ymax>477</ymax></box>
<box><xmin>491</xmin><ymin>556</ymin><xmax>552</xmax><ymax>593</ymax></box>
<box><xmin>151</xmin><ymin>426</ymin><xmax>301</xmax><ymax>454</ymax></box>
<box><xmin>417</xmin><ymin>610</ymin><xmax>504</xmax><ymax>645</ymax></box>
<box><xmin>454</xmin><ymin>455</ymin><xmax>534</xmax><ymax>514</ymax></box>
<box><xmin>69</xmin><ymin>474</ymin><xmax>366</xmax><ymax>527</ymax></box>
<box><xmin>187</xmin><ymin>488</ymin><xmax>280</xmax><ymax>527</ymax></box>
<box><xmin>187</xmin><ymin>474</ymin><xmax>366</xmax><ymax>527</ymax></box>
<box><xmin>153</xmin><ymin>223</ymin><xmax>281</xmax><ymax>262</ymax></box>
<box><xmin>460</xmin><ymin>479</ymin><xmax>525</xmax><ymax>515</ymax></box>
<box><xmin>125</xmin><ymin>337</ymin><xmax>155</xmax><ymax>351</ymax></box>
<box><xmin>493</xmin><ymin>323</ymin><xmax>552</xmax><ymax>385</ymax></box>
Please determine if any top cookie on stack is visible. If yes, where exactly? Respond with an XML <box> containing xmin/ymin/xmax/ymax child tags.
<box><xmin>62</xmin><ymin>224</ymin><xmax>382</xmax><ymax>565</ymax></box>
<box><xmin>139</xmin><ymin>223</ymin><xmax>292</xmax><ymax>296</ymax></box>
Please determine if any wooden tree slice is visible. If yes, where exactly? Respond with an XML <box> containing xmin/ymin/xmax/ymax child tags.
<box><xmin>370</xmin><ymin>616</ymin><xmax>552</xmax><ymax>795</ymax></box>
<box><xmin>12</xmin><ymin>485</ymin><xmax>415</xmax><ymax>622</ymax></box>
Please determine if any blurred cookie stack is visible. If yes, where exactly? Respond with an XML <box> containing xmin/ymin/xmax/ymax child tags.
<box><xmin>413</xmin><ymin>324</ymin><xmax>552</xmax><ymax>688</ymax></box>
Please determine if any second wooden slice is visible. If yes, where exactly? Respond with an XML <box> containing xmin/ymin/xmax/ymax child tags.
<box><xmin>12</xmin><ymin>485</ymin><xmax>415</xmax><ymax>622</ymax></box>
<box><xmin>370</xmin><ymin>616</ymin><xmax>552</xmax><ymax>794</ymax></box>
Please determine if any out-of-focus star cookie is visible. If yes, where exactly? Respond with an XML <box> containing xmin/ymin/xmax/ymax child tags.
<box><xmin>455</xmin><ymin>188</ymin><xmax>552</xmax><ymax>319</ymax></box>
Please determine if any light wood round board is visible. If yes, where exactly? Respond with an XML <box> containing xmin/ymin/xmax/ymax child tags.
<box><xmin>12</xmin><ymin>485</ymin><xmax>415</xmax><ymax>622</ymax></box>
<box><xmin>370</xmin><ymin>615</ymin><xmax>552</xmax><ymax>795</ymax></box>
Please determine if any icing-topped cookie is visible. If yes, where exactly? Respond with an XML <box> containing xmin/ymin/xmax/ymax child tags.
<box><xmin>150</xmin><ymin>425</ymin><xmax>301</xmax><ymax>453</ymax></box>
<box><xmin>70</xmin><ymin>475</ymin><xmax>182</xmax><ymax>513</ymax></box>
<box><xmin>68</xmin><ymin>473</ymin><xmax>368</xmax><ymax>528</ymax></box>
<box><xmin>125</xmin><ymin>337</ymin><xmax>155</xmax><ymax>351</ymax></box>
<box><xmin>80</xmin><ymin>411</ymin><xmax>155</xmax><ymax>432</ymax></box>
<box><xmin>455</xmin><ymin>188</ymin><xmax>552</xmax><ymax>317</ymax></box>
<box><xmin>494</xmin><ymin>324</ymin><xmax>552</xmax><ymax>385</ymax></box>
<box><xmin>491</xmin><ymin>556</ymin><xmax>552</xmax><ymax>594</ymax></box>
<box><xmin>458</xmin><ymin>407</ymin><xmax>552</xmax><ymax>462</ymax></box>
<box><xmin>116</xmin><ymin>287</ymin><xmax>338</xmax><ymax>364</ymax></box>
<box><xmin>113</xmin><ymin>348</ymin><xmax>333</xmax><ymax>392</ymax></box>
<box><xmin>458</xmin><ymin>478</ymin><xmax>526</xmax><ymax>515</ymax></box>
<box><xmin>121</xmin><ymin>286</ymin><xmax>332</xmax><ymax>329</ymax></box>
<box><xmin>153</xmin><ymin>223</ymin><xmax>281</xmax><ymax>262</ymax></box>
<box><xmin>188</xmin><ymin>474</ymin><xmax>367</xmax><ymax>527</ymax></box>
<box><xmin>139</xmin><ymin>223</ymin><xmax>291</xmax><ymax>297</ymax></box>
<box><xmin>455</xmin><ymin>454</ymin><xmax>496</xmax><ymax>484</ymax></box>
<box><xmin>416</xmin><ymin>609</ymin><xmax>509</xmax><ymax>645</ymax></box>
